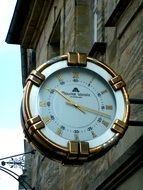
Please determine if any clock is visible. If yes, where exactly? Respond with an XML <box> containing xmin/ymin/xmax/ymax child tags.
<box><xmin>21</xmin><ymin>52</ymin><xmax>130</xmax><ymax>165</ymax></box>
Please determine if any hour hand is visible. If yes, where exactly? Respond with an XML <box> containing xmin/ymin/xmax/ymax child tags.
<box><xmin>54</xmin><ymin>88</ymin><xmax>85</xmax><ymax>113</ymax></box>
<box><xmin>66</xmin><ymin>101</ymin><xmax>111</xmax><ymax>119</ymax></box>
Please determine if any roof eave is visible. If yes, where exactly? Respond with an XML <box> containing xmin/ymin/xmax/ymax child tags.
<box><xmin>5</xmin><ymin>0</ymin><xmax>33</xmax><ymax>45</ymax></box>
<box><xmin>5</xmin><ymin>0</ymin><xmax>53</xmax><ymax>49</ymax></box>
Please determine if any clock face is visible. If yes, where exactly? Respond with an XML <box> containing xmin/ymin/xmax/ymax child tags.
<box><xmin>28</xmin><ymin>60</ymin><xmax>127</xmax><ymax>149</ymax></box>
<box><xmin>38</xmin><ymin>67</ymin><xmax>116</xmax><ymax>142</ymax></box>
<box><xmin>22</xmin><ymin>54</ymin><xmax>129</xmax><ymax>163</ymax></box>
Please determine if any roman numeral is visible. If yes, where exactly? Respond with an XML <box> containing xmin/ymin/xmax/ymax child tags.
<box><xmin>101</xmin><ymin>89</ymin><xmax>108</xmax><ymax>95</ymax></box>
<box><xmin>91</xmin><ymin>131</ymin><xmax>97</xmax><ymax>138</ymax></box>
<box><xmin>106</xmin><ymin>105</ymin><xmax>113</xmax><ymax>110</ymax></box>
<box><xmin>42</xmin><ymin>116</ymin><xmax>51</xmax><ymax>125</ymax></box>
<box><xmin>57</xmin><ymin>74</ymin><xmax>65</xmax><ymax>84</ymax></box>
<box><xmin>39</xmin><ymin>101</ymin><xmax>47</xmax><ymax>107</ymax></box>
<box><xmin>56</xmin><ymin>128</ymin><xmax>63</xmax><ymax>136</ymax></box>
<box><xmin>102</xmin><ymin>120</ymin><xmax>109</xmax><ymax>128</ymax></box>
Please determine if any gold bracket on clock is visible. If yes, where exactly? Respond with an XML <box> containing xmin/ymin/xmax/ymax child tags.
<box><xmin>26</xmin><ymin>115</ymin><xmax>45</xmax><ymax>135</ymax></box>
<box><xmin>67</xmin><ymin>52</ymin><xmax>87</xmax><ymax>66</ymax></box>
<box><xmin>112</xmin><ymin>119</ymin><xmax>127</xmax><ymax>137</ymax></box>
<box><xmin>27</xmin><ymin>70</ymin><xmax>45</xmax><ymax>87</ymax></box>
<box><xmin>109</xmin><ymin>75</ymin><xmax>125</xmax><ymax>91</ymax></box>
<box><xmin>68</xmin><ymin>141</ymin><xmax>89</xmax><ymax>161</ymax></box>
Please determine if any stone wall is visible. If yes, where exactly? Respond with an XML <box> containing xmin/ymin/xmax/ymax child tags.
<box><xmin>29</xmin><ymin>0</ymin><xmax>143</xmax><ymax>189</ymax></box>
<box><xmin>104</xmin><ymin>0</ymin><xmax>143</xmax><ymax>163</ymax></box>
<box><xmin>36</xmin><ymin>0</ymin><xmax>93</xmax><ymax>66</ymax></box>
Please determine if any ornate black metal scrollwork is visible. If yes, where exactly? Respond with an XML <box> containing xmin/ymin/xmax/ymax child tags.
<box><xmin>0</xmin><ymin>150</ymin><xmax>35</xmax><ymax>190</ymax></box>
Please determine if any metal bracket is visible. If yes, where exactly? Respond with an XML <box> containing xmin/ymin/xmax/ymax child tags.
<box><xmin>129</xmin><ymin>98</ymin><xmax>143</xmax><ymax>126</ymax></box>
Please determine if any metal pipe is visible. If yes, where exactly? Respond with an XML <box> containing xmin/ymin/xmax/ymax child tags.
<box><xmin>0</xmin><ymin>150</ymin><xmax>35</xmax><ymax>161</ymax></box>
<box><xmin>129</xmin><ymin>98</ymin><xmax>143</xmax><ymax>126</ymax></box>
<box><xmin>20</xmin><ymin>46</ymin><xmax>28</xmax><ymax>87</ymax></box>
<box><xmin>129</xmin><ymin>98</ymin><xmax>143</xmax><ymax>104</ymax></box>
<box><xmin>129</xmin><ymin>120</ymin><xmax>143</xmax><ymax>126</ymax></box>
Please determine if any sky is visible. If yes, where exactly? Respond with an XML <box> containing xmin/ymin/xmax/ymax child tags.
<box><xmin>0</xmin><ymin>1</ymin><xmax>24</xmax><ymax>189</ymax></box>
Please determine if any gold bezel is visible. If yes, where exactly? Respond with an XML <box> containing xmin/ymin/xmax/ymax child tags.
<box><xmin>21</xmin><ymin>53</ymin><xmax>130</xmax><ymax>164</ymax></box>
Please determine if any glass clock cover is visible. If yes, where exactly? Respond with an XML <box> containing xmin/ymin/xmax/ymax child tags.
<box><xmin>21</xmin><ymin>53</ymin><xmax>129</xmax><ymax>165</ymax></box>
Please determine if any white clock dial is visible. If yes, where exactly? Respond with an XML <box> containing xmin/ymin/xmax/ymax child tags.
<box><xmin>38</xmin><ymin>66</ymin><xmax>116</xmax><ymax>142</ymax></box>
<box><xmin>22</xmin><ymin>53</ymin><xmax>129</xmax><ymax>164</ymax></box>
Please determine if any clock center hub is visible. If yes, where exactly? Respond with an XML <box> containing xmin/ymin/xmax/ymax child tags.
<box><xmin>53</xmin><ymin>84</ymin><xmax>99</xmax><ymax>128</ymax></box>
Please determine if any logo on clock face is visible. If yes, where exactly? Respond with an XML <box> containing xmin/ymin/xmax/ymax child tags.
<box><xmin>72</xmin><ymin>88</ymin><xmax>80</xmax><ymax>92</ymax></box>
<box><xmin>63</xmin><ymin>88</ymin><xmax>90</xmax><ymax>98</ymax></box>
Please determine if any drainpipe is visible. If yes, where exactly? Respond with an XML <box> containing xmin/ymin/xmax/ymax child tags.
<box><xmin>20</xmin><ymin>47</ymin><xmax>36</xmax><ymax>87</ymax></box>
<box><xmin>20</xmin><ymin>46</ymin><xmax>28</xmax><ymax>87</ymax></box>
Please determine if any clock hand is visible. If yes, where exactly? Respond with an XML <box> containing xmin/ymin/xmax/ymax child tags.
<box><xmin>49</xmin><ymin>88</ymin><xmax>110</xmax><ymax>118</ymax></box>
<box><xmin>54</xmin><ymin>88</ymin><xmax>85</xmax><ymax>113</ymax></box>
<box><xmin>66</xmin><ymin>101</ymin><xmax>111</xmax><ymax>119</ymax></box>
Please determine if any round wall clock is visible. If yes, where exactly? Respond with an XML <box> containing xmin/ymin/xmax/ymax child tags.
<box><xmin>21</xmin><ymin>52</ymin><xmax>130</xmax><ymax>165</ymax></box>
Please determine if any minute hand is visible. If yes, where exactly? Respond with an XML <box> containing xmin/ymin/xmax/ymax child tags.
<box><xmin>54</xmin><ymin>88</ymin><xmax>85</xmax><ymax>113</ymax></box>
<box><xmin>66</xmin><ymin>101</ymin><xmax>111</xmax><ymax>119</ymax></box>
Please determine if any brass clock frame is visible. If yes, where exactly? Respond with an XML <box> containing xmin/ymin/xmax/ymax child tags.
<box><xmin>21</xmin><ymin>52</ymin><xmax>130</xmax><ymax>165</ymax></box>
